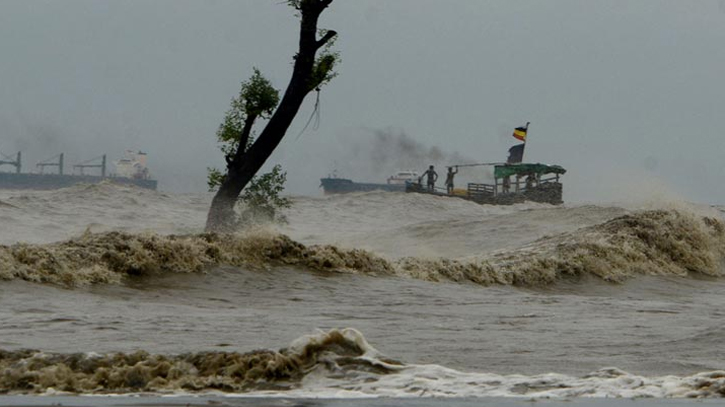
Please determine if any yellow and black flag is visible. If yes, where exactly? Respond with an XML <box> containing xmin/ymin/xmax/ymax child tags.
<box><xmin>512</xmin><ymin>122</ymin><xmax>530</xmax><ymax>142</ymax></box>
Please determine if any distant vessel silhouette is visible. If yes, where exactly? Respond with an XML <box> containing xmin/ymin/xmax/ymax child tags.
<box><xmin>320</xmin><ymin>170</ymin><xmax>419</xmax><ymax>194</ymax></box>
<box><xmin>0</xmin><ymin>149</ymin><xmax>157</xmax><ymax>190</ymax></box>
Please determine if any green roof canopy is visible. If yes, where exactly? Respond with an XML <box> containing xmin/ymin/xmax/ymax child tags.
<box><xmin>494</xmin><ymin>163</ymin><xmax>566</xmax><ymax>179</ymax></box>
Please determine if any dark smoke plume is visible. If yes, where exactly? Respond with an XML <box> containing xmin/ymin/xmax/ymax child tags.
<box><xmin>369</xmin><ymin>129</ymin><xmax>449</xmax><ymax>169</ymax></box>
<box><xmin>335</xmin><ymin>128</ymin><xmax>476</xmax><ymax>182</ymax></box>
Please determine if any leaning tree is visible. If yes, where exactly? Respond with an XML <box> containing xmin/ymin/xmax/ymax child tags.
<box><xmin>205</xmin><ymin>0</ymin><xmax>338</xmax><ymax>232</ymax></box>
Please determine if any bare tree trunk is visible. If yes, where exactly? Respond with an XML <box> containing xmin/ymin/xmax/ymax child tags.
<box><xmin>206</xmin><ymin>173</ymin><xmax>244</xmax><ymax>233</ymax></box>
<box><xmin>206</xmin><ymin>0</ymin><xmax>335</xmax><ymax>232</ymax></box>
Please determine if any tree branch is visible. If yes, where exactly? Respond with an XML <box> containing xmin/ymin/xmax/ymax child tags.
<box><xmin>232</xmin><ymin>113</ymin><xmax>257</xmax><ymax>168</ymax></box>
<box><xmin>315</xmin><ymin>30</ymin><xmax>337</xmax><ymax>49</ymax></box>
<box><xmin>301</xmin><ymin>0</ymin><xmax>333</xmax><ymax>12</ymax></box>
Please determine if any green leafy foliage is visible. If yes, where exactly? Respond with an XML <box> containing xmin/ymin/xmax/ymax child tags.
<box><xmin>207</xmin><ymin>167</ymin><xmax>226</xmax><ymax>192</ymax></box>
<box><xmin>239</xmin><ymin>68</ymin><xmax>280</xmax><ymax>119</ymax></box>
<box><xmin>238</xmin><ymin>165</ymin><xmax>292</xmax><ymax>225</ymax></box>
<box><xmin>215</xmin><ymin>68</ymin><xmax>279</xmax><ymax>149</ymax></box>
<box><xmin>208</xmin><ymin>69</ymin><xmax>280</xmax><ymax>192</ymax></box>
<box><xmin>309</xmin><ymin>29</ymin><xmax>340</xmax><ymax>90</ymax></box>
<box><xmin>207</xmin><ymin>70</ymin><xmax>289</xmax><ymax>225</ymax></box>
<box><xmin>215</xmin><ymin>104</ymin><xmax>245</xmax><ymax>147</ymax></box>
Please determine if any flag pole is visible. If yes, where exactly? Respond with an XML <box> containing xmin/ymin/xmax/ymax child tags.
<box><xmin>521</xmin><ymin>121</ymin><xmax>530</xmax><ymax>163</ymax></box>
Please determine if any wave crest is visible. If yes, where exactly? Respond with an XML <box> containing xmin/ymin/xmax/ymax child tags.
<box><xmin>3</xmin><ymin>328</ymin><xmax>725</xmax><ymax>398</ymax></box>
<box><xmin>397</xmin><ymin>209</ymin><xmax>725</xmax><ymax>285</ymax></box>
<box><xmin>0</xmin><ymin>230</ymin><xmax>393</xmax><ymax>286</ymax></box>
<box><xmin>2</xmin><ymin>209</ymin><xmax>723</xmax><ymax>287</ymax></box>
<box><xmin>0</xmin><ymin>328</ymin><xmax>398</xmax><ymax>394</ymax></box>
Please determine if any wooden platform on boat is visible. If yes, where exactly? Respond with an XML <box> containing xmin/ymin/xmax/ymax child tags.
<box><xmin>406</xmin><ymin>163</ymin><xmax>565</xmax><ymax>205</ymax></box>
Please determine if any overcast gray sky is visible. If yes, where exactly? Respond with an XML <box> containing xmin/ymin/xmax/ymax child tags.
<box><xmin>1</xmin><ymin>1</ymin><xmax>724</xmax><ymax>203</ymax></box>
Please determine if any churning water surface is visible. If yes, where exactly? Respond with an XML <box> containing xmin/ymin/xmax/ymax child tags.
<box><xmin>2</xmin><ymin>183</ymin><xmax>725</xmax><ymax>400</ymax></box>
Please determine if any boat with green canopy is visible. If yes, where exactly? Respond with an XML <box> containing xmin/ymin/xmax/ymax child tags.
<box><xmin>406</xmin><ymin>162</ymin><xmax>566</xmax><ymax>205</ymax></box>
<box><xmin>405</xmin><ymin>122</ymin><xmax>566</xmax><ymax>205</ymax></box>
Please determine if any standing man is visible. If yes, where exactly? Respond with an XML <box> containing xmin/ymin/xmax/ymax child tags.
<box><xmin>525</xmin><ymin>174</ymin><xmax>535</xmax><ymax>190</ymax></box>
<box><xmin>502</xmin><ymin>176</ymin><xmax>511</xmax><ymax>193</ymax></box>
<box><xmin>420</xmin><ymin>165</ymin><xmax>438</xmax><ymax>191</ymax></box>
<box><xmin>445</xmin><ymin>166</ymin><xmax>458</xmax><ymax>195</ymax></box>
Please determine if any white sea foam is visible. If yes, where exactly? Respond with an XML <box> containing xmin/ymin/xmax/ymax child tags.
<box><xmin>4</xmin><ymin>328</ymin><xmax>724</xmax><ymax>399</ymax></box>
<box><xmin>287</xmin><ymin>364</ymin><xmax>725</xmax><ymax>399</ymax></box>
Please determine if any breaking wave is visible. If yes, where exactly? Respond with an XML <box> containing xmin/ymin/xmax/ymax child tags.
<box><xmin>2</xmin><ymin>328</ymin><xmax>725</xmax><ymax>398</ymax></box>
<box><xmin>0</xmin><ymin>230</ymin><xmax>393</xmax><ymax>286</ymax></box>
<box><xmin>0</xmin><ymin>328</ymin><xmax>400</xmax><ymax>395</ymax></box>
<box><xmin>1</xmin><ymin>209</ymin><xmax>724</xmax><ymax>287</ymax></box>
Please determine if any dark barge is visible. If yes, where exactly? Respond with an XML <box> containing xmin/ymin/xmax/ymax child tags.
<box><xmin>319</xmin><ymin>178</ymin><xmax>405</xmax><ymax>194</ymax></box>
<box><xmin>320</xmin><ymin>170</ymin><xmax>419</xmax><ymax>195</ymax></box>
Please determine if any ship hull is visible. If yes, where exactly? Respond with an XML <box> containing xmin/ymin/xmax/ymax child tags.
<box><xmin>0</xmin><ymin>173</ymin><xmax>157</xmax><ymax>190</ymax></box>
<box><xmin>320</xmin><ymin>178</ymin><xmax>404</xmax><ymax>194</ymax></box>
<box><xmin>406</xmin><ymin>182</ymin><xmax>563</xmax><ymax>205</ymax></box>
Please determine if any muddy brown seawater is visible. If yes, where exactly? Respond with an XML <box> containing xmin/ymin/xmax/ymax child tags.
<box><xmin>2</xmin><ymin>184</ymin><xmax>725</xmax><ymax>399</ymax></box>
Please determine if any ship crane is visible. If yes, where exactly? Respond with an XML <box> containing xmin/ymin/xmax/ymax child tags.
<box><xmin>73</xmin><ymin>155</ymin><xmax>107</xmax><ymax>177</ymax></box>
<box><xmin>36</xmin><ymin>153</ymin><xmax>64</xmax><ymax>175</ymax></box>
<box><xmin>0</xmin><ymin>151</ymin><xmax>21</xmax><ymax>173</ymax></box>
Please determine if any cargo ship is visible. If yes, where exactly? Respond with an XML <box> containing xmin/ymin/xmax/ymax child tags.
<box><xmin>0</xmin><ymin>150</ymin><xmax>157</xmax><ymax>190</ymax></box>
<box><xmin>320</xmin><ymin>170</ymin><xmax>419</xmax><ymax>194</ymax></box>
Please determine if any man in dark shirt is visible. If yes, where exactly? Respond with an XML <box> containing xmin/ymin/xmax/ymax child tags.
<box><xmin>420</xmin><ymin>165</ymin><xmax>438</xmax><ymax>191</ymax></box>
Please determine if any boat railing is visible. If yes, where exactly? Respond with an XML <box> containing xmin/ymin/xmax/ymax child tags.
<box><xmin>467</xmin><ymin>183</ymin><xmax>495</xmax><ymax>198</ymax></box>
<box><xmin>406</xmin><ymin>181</ymin><xmax>449</xmax><ymax>195</ymax></box>
<box><xmin>469</xmin><ymin>174</ymin><xmax>562</xmax><ymax>197</ymax></box>
<box><xmin>411</xmin><ymin>174</ymin><xmax>562</xmax><ymax>199</ymax></box>
<box><xmin>539</xmin><ymin>175</ymin><xmax>560</xmax><ymax>184</ymax></box>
